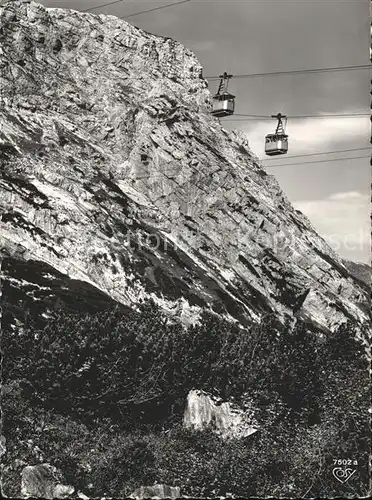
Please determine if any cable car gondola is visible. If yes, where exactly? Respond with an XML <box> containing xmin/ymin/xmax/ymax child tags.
<box><xmin>211</xmin><ymin>72</ymin><xmax>235</xmax><ymax>118</ymax></box>
<box><xmin>265</xmin><ymin>113</ymin><xmax>288</xmax><ymax>156</ymax></box>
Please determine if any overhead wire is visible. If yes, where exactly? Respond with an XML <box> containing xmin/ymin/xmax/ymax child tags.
<box><xmin>264</xmin><ymin>147</ymin><xmax>372</xmax><ymax>161</ymax></box>
<box><xmin>63</xmin><ymin>4</ymin><xmax>372</xmax><ymax>172</ymax></box>
<box><xmin>115</xmin><ymin>151</ymin><xmax>371</xmax><ymax>182</ymax></box>
<box><xmin>4</xmin><ymin>3</ymin><xmax>367</xmax><ymax>123</ymax></box>
<box><xmin>225</xmin><ymin>112</ymin><xmax>370</xmax><ymax>121</ymax></box>
<box><xmin>121</xmin><ymin>0</ymin><xmax>192</xmax><ymax>19</ymax></box>
<box><xmin>2</xmin><ymin>0</ymin><xmax>369</xmax><ymax>170</ymax></box>
<box><xmin>2</xmin><ymin>0</ymin><xmax>370</xmax><ymax>81</ymax></box>
<box><xmin>205</xmin><ymin>64</ymin><xmax>371</xmax><ymax>81</ymax></box>
<box><xmin>81</xmin><ymin>0</ymin><xmax>125</xmax><ymax>13</ymax></box>
<box><xmin>111</xmin><ymin>153</ymin><xmax>370</xmax><ymax>186</ymax></box>
<box><xmin>263</xmin><ymin>155</ymin><xmax>370</xmax><ymax>168</ymax></box>
<box><xmin>42</xmin><ymin>3</ymin><xmax>371</xmax><ymax>84</ymax></box>
<box><xmin>82</xmin><ymin>0</ymin><xmax>192</xmax><ymax>19</ymax></box>
<box><xmin>74</xmin><ymin>4</ymin><xmax>370</xmax><ymax>85</ymax></box>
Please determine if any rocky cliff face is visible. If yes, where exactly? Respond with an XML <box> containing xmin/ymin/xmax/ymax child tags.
<box><xmin>0</xmin><ymin>0</ymin><xmax>370</xmax><ymax>331</ymax></box>
<box><xmin>343</xmin><ymin>260</ymin><xmax>371</xmax><ymax>288</ymax></box>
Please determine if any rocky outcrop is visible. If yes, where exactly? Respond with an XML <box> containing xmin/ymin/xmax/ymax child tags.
<box><xmin>130</xmin><ymin>484</ymin><xmax>181</xmax><ymax>499</ymax></box>
<box><xmin>21</xmin><ymin>464</ymin><xmax>74</xmax><ymax>499</ymax></box>
<box><xmin>0</xmin><ymin>435</ymin><xmax>6</xmax><ymax>457</ymax></box>
<box><xmin>0</xmin><ymin>256</ymin><xmax>127</xmax><ymax>332</ymax></box>
<box><xmin>343</xmin><ymin>260</ymin><xmax>371</xmax><ymax>288</ymax></box>
<box><xmin>183</xmin><ymin>389</ymin><xmax>258</xmax><ymax>439</ymax></box>
<box><xmin>0</xmin><ymin>0</ymin><xmax>370</xmax><ymax>331</ymax></box>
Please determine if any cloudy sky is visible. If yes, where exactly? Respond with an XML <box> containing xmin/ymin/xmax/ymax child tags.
<box><xmin>37</xmin><ymin>0</ymin><xmax>371</xmax><ymax>263</ymax></box>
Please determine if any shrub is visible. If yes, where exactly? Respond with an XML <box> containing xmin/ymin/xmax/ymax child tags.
<box><xmin>2</xmin><ymin>300</ymin><xmax>369</xmax><ymax>497</ymax></box>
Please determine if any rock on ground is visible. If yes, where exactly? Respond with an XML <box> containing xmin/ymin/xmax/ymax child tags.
<box><xmin>0</xmin><ymin>435</ymin><xmax>6</xmax><ymax>457</ymax></box>
<box><xmin>129</xmin><ymin>484</ymin><xmax>181</xmax><ymax>499</ymax></box>
<box><xmin>183</xmin><ymin>389</ymin><xmax>258</xmax><ymax>439</ymax></box>
<box><xmin>21</xmin><ymin>464</ymin><xmax>74</xmax><ymax>499</ymax></box>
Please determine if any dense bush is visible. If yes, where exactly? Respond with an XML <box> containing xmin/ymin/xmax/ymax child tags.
<box><xmin>2</xmin><ymin>301</ymin><xmax>325</xmax><ymax>426</ymax></box>
<box><xmin>2</xmin><ymin>300</ymin><xmax>370</xmax><ymax>497</ymax></box>
<box><xmin>1</xmin><ymin>382</ymin><xmax>91</xmax><ymax>497</ymax></box>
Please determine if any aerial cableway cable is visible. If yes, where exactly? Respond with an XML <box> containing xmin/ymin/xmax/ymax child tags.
<box><xmin>263</xmin><ymin>154</ymin><xmax>370</xmax><ymax>168</ymax></box>
<box><xmin>124</xmin><ymin>151</ymin><xmax>371</xmax><ymax>182</ymax></box>
<box><xmin>82</xmin><ymin>0</ymin><xmax>192</xmax><ymax>19</ymax></box>
<box><xmin>3</xmin><ymin>1</ymin><xmax>368</xmax><ymax>162</ymax></box>
<box><xmin>205</xmin><ymin>64</ymin><xmax>371</xmax><ymax>81</ymax></box>
<box><xmin>225</xmin><ymin>112</ymin><xmax>370</xmax><ymax>121</ymax></box>
<box><xmin>121</xmin><ymin>0</ymin><xmax>192</xmax><ymax>19</ymax></box>
<box><xmin>3</xmin><ymin>0</ymin><xmax>371</xmax><ymax>85</ymax></box>
<box><xmin>21</xmin><ymin>0</ymin><xmax>371</xmax><ymax>84</ymax></box>
<box><xmin>81</xmin><ymin>0</ymin><xmax>125</xmax><ymax>13</ymax></box>
<box><xmin>264</xmin><ymin>147</ymin><xmax>371</xmax><ymax>161</ymax></box>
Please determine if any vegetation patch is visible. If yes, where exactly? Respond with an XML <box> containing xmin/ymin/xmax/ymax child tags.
<box><xmin>1</xmin><ymin>299</ymin><xmax>370</xmax><ymax>497</ymax></box>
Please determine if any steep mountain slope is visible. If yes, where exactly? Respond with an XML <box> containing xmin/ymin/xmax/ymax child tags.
<box><xmin>343</xmin><ymin>259</ymin><xmax>371</xmax><ymax>288</ymax></box>
<box><xmin>0</xmin><ymin>0</ymin><xmax>370</xmax><ymax>331</ymax></box>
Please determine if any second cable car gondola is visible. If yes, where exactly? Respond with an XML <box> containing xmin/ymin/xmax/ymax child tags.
<box><xmin>211</xmin><ymin>72</ymin><xmax>235</xmax><ymax>117</ymax></box>
<box><xmin>265</xmin><ymin>113</ymin><xmax>288</xmax><ymax>156</ymax></box>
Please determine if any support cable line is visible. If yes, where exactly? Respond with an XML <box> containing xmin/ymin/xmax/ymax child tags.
<box><xmin>225</xmin><ymin>112</ymin><xmax>370</xmax><ymax>121</ymax></box>
<box><xmin>114</xmin><ymin>153</ymin><xmax>371</xmax><ymax>182</ymax></box>
<box><xmin>121</xmin><ymin>0</ymin><xmax>191</xmax><ymax>20</ymax></box>
<box><xmin>264</xmin><ymin>147</ymin><xmax>371</xmax><ymax>161</ymax></box>
<box><xmin>263</xmin><ymin>154</ymin><xmax>370</xmax><ymax>168</ymax></box>
<box><xmin>17</xmin><ymin>0</ymin><xmax>368</xmax><ymax>87</ymax></box>
<box><xmin>205</xmin><ymin>64</ymin><xmax>371</xmax><ymax>81</ymax></box>
<box><xmin>82</xmin><ymin>0</ymin><xmax>192</xmax><ymax>19</ymax></box>
<box><xmin>2</xmin><ymin>1</ymin><xmax>369</xmax><ymax>160</ymax></box>
<box><xmin>81</xmin><ymin>0</ymin><xmax>125</xmax><ymax>13</ymax></box>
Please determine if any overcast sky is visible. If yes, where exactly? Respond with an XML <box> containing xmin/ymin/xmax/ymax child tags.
<box><xmin>36</xmin><ymin>0</ymin><xmax>371</xmax><ymax>263</ymax></box>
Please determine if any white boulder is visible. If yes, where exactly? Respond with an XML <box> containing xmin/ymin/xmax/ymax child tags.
<box><xmin>183</xmin><ymin>389</ymin><xmax>258</xmax><ymax>439</ymax></box>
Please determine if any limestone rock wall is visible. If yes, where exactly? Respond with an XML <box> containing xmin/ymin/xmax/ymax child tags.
<box><xmin>0</xmin><ymin>0</ymin><xmax>370</xmax><ymax>331</ymax></box>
